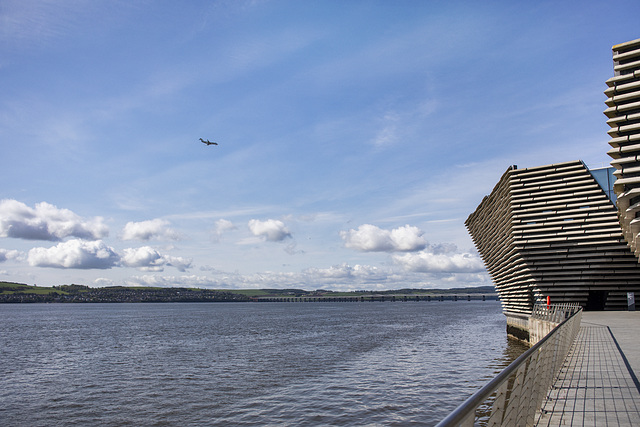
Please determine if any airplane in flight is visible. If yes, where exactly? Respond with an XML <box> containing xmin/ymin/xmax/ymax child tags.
<box><xmin>200</xmin><ymin>138</ymin><xmax>218</xmax><ymax>146</ymax></box>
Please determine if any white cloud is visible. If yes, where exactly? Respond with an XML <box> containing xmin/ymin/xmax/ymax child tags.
<box><xmin>392</xmin><ymin>250</ymin><xmax>485</xmax><ymax>273</ymax></box>
<box><xmin>248</xmin><ymin>219</ymin><xmax>291</xmax><ymax>242</ymax></box>
<box><xmin>0</xmin><ymin>248</ymin><xmax>21</xmax><ymax>262</ymax></box>
<box><xmin>215</xmin><ymin>218</ymin><xmax>236</xmax><ymax>232</ymax></box>
<box><xmin>340</xmin><ymin>224</ymin><xmax>426</xmax><ymax>252</ymax></box>
<box><xmin>303</xmin><ymin>263</ymin><xmax>355</xmax><ymax>279</ymax></box>
<box><xmin>94</xmin><ymin>277</ymin><xmax>116</xmax><ymax>287</ymax></box>
<box><xmin>25</xmin><ymin>239</ymin><xmax>192</xmax><ymax>272</ymax></box>
<box><xmin>121</xmin><ymin>246</ymin><xmax>192</xmax><ymax>272</ymax></box>
<box><xmin>0</xmin><ymin>199</ymin><xmax>108</xmax><ymax>241</ymax></box>
<box><xmin>121</xmin><ymin>246</ymin><xmax>166</xmax><ymax>271</ymax></box>
<box><xmin>303</xmin><ymin>263</ymin><xmax>387</xmax><ymax>281</ymax></box>
<box><xmin>28</xmin><ymin>239</ymin><xmax>119</xmax><ymax>269</ymax></box>
<box><xmin>369</xmin><ymin>99</ymin><xmax>438</xmax><ymax>149</ymax></box>
<box><xmin>121</xmin><ymin>219</ymin><xmax>181</xmax><ymax>241</ymax></box>
<box><xmin>164</xmin><ymin>255</ymin><xmax>192</xmax><ymax>272</ymax></box>
<box><xmin>371</xmin><ymin>112</ymin><xmax>400</xmax><ymax>148</ymax></box>
<box><xmin>213</xmin><ymin>218</ymin><xmax>236</xmax><ymax>241</ymax></box>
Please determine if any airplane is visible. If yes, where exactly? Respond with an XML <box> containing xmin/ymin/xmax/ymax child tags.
<box><xmin>200</xmin><ymin>138</ymin><xmax>218</xmax><ymax>146</ymax></box>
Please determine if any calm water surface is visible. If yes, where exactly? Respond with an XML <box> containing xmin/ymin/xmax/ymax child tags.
<box><xmin>0</xmin><ymin>301</ymin><xmax>526</xmax><ymax>426</ymax></box>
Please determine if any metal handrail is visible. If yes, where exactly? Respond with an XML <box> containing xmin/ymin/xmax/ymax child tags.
<box><xmin>436</xmin><ymin>305</ymin><xmax>582</xmax><ymax>427</ymax></box>
<box><xmin>531</xmin><ymin>303</ymin><xmax>580</xmax><ymax>323</ymax></box>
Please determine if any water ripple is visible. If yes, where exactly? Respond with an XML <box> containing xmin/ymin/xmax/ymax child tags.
<box><xmin>0</xmin><ymin>301</ymin><xmax>525</xmax><ymax>426</ymax></box>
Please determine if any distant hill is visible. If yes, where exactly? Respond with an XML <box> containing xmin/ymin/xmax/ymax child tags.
<box><xmin>0</xmin><ymin>281</ymin><xmax>496</xmax><ymax>303</ymax></box>
<box><xmin>0</xmin><ymin>282</ymin><xmax>251</xmax><ymax>303</ymax></box>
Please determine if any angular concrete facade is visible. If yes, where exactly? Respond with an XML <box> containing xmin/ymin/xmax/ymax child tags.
<box><xmin>466</xmin><ymin>161</ymin><xmax>640</xmax><ymax>335</ymax></box>
<box><xmin>605</xmin><ymin>38</ymin><xmax>640</xmax><ymax>257</ymax></box>
<box><xmin>466</xmin><ymin>39</ymin><xmax>640</xmax><ymax>342</ymax></box>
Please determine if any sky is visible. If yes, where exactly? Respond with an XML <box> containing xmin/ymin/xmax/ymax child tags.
<box><xmin>1</xmin><ymin>0</ymin><xmax>639</xmax><ymax>291</ymax></box>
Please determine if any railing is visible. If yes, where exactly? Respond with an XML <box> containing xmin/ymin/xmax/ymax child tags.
<box><xmin>530</xmin><ymin>303</ymin><xmax>581</xmax><ymax>323</ymax></box>
<box><xmin>528</xmin><ymin>303</ymin><xmax>582</xmax><ymax>344</ymax></box>
<box><xmin>436</xmin><ymin>305</ymin><xmax>583</xmax><ymax>427</ymax></box>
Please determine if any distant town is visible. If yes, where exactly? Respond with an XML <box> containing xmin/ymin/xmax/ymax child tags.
<box><xmin>0</xmin><ymin>281</ymin><xmax>497</xmax><ymax>303</ymax></box>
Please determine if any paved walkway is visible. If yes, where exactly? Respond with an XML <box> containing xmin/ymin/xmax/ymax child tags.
<box><xmin>535</xmin><ymin>312</ymin><xmax>640</xmax><ymax>426</ymax></box>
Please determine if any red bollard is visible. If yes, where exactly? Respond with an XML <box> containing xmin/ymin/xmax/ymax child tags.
<box><xmin>547</xmin><ymin>295</ymin><xmax>550</xmax><ymax>309</ymax></box>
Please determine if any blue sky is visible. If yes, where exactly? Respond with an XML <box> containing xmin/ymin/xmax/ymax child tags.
<box><xmin>1</xmin><ymin>0</ymin><xmax>638</xmax><ymax>290</ymax></box>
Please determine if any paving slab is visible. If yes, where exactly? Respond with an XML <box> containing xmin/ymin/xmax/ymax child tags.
<box><xmin>581</xmin><ymin>311</ymin><xmax>640</xmax><ymax>381</ymax></box>
<box><xmin>535</xmin><ymin>312</ymin><xmax>640</xmax><ymax>426</ymax></box>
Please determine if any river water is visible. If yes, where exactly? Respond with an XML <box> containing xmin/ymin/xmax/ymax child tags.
<box><xmin>0</xmin><ymin>301</ymin><xmax>526</xmax><ymax>426</ymax></box>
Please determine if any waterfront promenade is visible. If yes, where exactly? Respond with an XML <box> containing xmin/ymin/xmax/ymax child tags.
<box><xmin>535</xmin><ymin>311</ymin><xmax>640</xmax><ymax>426</ymax></box>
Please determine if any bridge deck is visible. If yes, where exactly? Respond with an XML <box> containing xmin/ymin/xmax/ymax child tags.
<box><xmin>535</xmin><ymin>312</ymin><xmax>640</xmax><ymax>426</ymax></box>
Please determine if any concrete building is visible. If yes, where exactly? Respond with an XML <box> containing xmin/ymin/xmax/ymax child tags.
<box><xmin>464</xmin><ymin>39</ymin><xmax>640</xmax><ymax>341</ymax></box>
<box><xmin>605</xmin><ymin>38</ymin><xmax>640</xmax><ymax>258</ymax></box>
<box><xmin>465</xmin><ymin>160</ymin><xmax>640</xmax><ymax>341</ymax></box>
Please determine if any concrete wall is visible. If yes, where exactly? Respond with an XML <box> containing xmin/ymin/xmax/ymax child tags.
<box><xmin>528</xmin><ymin>318</ymin><xmax>558</xmax><ymax>345</ymax></box>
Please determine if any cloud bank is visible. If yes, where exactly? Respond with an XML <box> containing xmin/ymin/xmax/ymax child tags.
<box><xmin>123</xmin><ymin>263</ymin><xmax>489</xmax><ymax>291</ymax></box>
<box><xmin>0</xmin><ymin>199</ymin><xmax>108</xmax><ymax>241</ymax></box>
<box><xmin>1</xmin><ymin>198</ymin><xmax>486</xmax><ymax>289</ymax></box>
